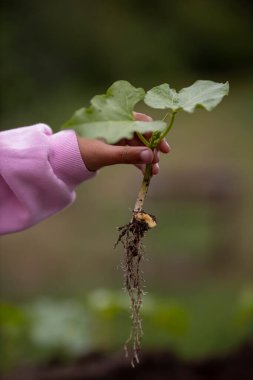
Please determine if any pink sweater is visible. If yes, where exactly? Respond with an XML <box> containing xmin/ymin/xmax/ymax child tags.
<box><xmin>0</xmin><ymin>124</ymin><xmax>96</xmax><ymax>235</ymax></box>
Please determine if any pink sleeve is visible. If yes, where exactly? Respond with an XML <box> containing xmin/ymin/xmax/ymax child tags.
<box><xmin>0</xmin><ymin>124</ymin><xmax>96</xmax><ymax>234</ymax></box>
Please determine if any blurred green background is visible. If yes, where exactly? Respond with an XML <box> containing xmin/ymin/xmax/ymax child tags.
<box><xmin>1</xmin><ymin>0</ymin><xmax>253</xmax><ymax>371</ymax></box>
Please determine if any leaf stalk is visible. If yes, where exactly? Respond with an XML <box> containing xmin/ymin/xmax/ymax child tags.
<box><xmin>136</xmin><ymin>132</ymin><xmax>150</xmax><ymax>147</ymax></box>
<box><xmin>159</xmin><ymin>111</ymin><xmax>176</xmax><ymax>142</ymax></box>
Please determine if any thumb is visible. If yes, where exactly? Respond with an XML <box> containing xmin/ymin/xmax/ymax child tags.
<box><xmin>77</xmin><ymin>137</ymin><xmax>154</xmax><ymax>171</ymax></box>
<box><xmin>99</xmin><ymin>145</ymin><xmax>154</xmax><ymax>168</ymax></box>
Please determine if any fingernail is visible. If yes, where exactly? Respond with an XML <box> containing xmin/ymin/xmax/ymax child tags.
<box><xmin>165</xmin><ymin>140</ymin><xmax>171</xmax><ymax>151</ymax></box>
<box><xmin>153</xmin><ymin>163</ymin><xmax>159</xmax><ymax>175</ymax></box>
<box><xmin>140</xmin><ymin>149</ymin><xmax>153</xmax><ymax>163</ymax></box>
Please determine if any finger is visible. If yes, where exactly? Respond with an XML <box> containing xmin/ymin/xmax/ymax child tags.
<box><xmin>133</xmin><ymin>112</ymin><xmax>153</xmax><ymax>122</ymax></box>
<box><xmin>101</xmin><ymin>145</ymin><xmax>154</xmax><ymax>167</ymax></box>
<box><xmin>117</xmin><ymin>133</ymin><xmax>149</xmax><ymax>148</ymax></box>
<box><xmin>135</xmin><ymin>163</ymin><xmax>146</xmax><ymax>174</ymax></box>
<box><xmin>153</xmin><ymin>149</ymin><xmax>160</xmax><ymax>164</ymax></box>
<box><xmin>157</xmin><ymin>139</ymin><xmax>171</xmax><ymax>153</ymax></box>
<box><xmin>135</xmin><ymin>162</ymin><xmax>160</xmax><ymax>175</ymax></box>
<box><xmin>143</xmin><ymin>131</ymin><xmax>152</xmax><ymax>139</ymax></box>
<box><xmin>116</xmin><ymin>138</ymin><xmax>127</xmax><ymax>146</ymax></box>
<box><xmin>152</xmin><ymin>163</ymin><xmax>160</xmax><ymax>176</ymax></box>
<box><xmin>127</xmin><ymin>134</ymin><xmax>146</xmax><ymax>147</ymax></box>
<box><xmin>129</xmin><ymin>134</ymin><xmax>171</xmax><ymax>154</ymax></box>
<box><xmin>128</xmin><ymin>132</ymin><xmax>171</xmax><ymax>155</ymax></box>
<box><xmin>127</xmin><ymin>132</ymin><xmax>152</xmax><ymax>147</ymax></box>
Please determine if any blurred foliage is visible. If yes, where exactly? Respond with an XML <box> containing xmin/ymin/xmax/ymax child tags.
<box><xmin>1</xmin><ymin>287</ymin><xmax>253</xmax><ymax>371</ymax></box>
<box><xmin>26</xmin><ymin>299</ymin><xmax>91</xmax><ymax>356</ymax></box>
<box><xmin>0</xmin><ymin>303</ymin><xmax>30</xmax><ymax>370</ymax></box>
<box><xmin>234</xmin><ymin>287</ymin><xmax>253</xmax><ymax>335</ymax></box>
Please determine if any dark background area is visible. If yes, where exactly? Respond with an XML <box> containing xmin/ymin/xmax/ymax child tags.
<box><xmin>1</xmin><ymin>0</ymin><xmax>253</xmax><ymax>129</ymax></box>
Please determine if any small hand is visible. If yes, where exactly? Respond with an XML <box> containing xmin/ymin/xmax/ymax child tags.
<box><xmin>76</xmin><ymin>112</ymin><xmax>171</xmax><ymax>175</ymax></box>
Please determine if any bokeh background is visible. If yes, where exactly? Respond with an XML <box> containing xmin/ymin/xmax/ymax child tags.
<box><xmin>1</xmin><ymin>0</ymin><xmax>253</xmax><ymax>372</ymax></box>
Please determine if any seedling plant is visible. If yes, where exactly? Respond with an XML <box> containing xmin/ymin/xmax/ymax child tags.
<box><xmin>63</xmin><ymin>80</ymin><xmax>229</xmax><ymax>366</ymax></box>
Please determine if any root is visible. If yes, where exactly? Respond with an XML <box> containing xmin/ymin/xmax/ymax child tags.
<box><xmin>115</xmin><ymin>211</ymin><xmax>156</xmax><ymax>367</ymax></box>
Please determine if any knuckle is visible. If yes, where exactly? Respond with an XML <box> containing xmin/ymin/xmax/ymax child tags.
<box><xmin>121</xmin><ymin>147</ymin><xmax>131</xmax><ymax>163</ymax></box>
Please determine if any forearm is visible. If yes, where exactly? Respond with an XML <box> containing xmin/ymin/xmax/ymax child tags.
<box><xmin>0</xmin><ymin>124</ymin><xmax>96</xmax><ymax>234</ymax></box>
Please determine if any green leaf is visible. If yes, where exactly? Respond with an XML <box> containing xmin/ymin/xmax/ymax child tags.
<box><xmin>62</xmin><ymin>80</ymin><xmax>167</xmax><ymax>144</ymax></box>
<box><xmin>144</xmin><ymin>80</ymin><xmax>229</xmax><ymax>113</ymax></box>
<box><xmin>144</xmin><ymin>84</ymin><xmax>179</xmax><ymax>112</ymax></box>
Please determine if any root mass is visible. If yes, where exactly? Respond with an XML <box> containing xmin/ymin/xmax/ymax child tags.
<box><xmin>115</xmin><ymin>212</ymin><xmax>156</xmax><ymax>367</ymax></box>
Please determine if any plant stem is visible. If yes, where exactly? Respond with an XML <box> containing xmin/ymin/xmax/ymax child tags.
<box><xmin>133</xmin><ymin>112</ymin><xmax>176</xmax><ymax>214</ymax></box>
<box><xmin>136</xmin><ymin>132</ymin><xmax>150</xmax><ymax>147</ymax></box>
<box><xmin>134</xmin><ymin>163</ymin><xmax>152</xmax><ymax>212</ymax></box>
<box><xmin>162</xmin><ymin>110</ymin><xmax>171</xmax><ymax>122</ymax></box>
<box><xmin>158</xmin><ymin>111</ymin><xmax>176</xmax><ymax>142</ymax></box>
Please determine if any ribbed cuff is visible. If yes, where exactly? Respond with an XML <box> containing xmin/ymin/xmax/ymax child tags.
<box><xmin>48</xmin><ymin>130</ymin><xmax>96</xmax><ymax>190</ymax></box>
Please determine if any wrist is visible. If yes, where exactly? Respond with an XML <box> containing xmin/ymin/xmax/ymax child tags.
<box><xmin>76</xmin><ymin>135</ymin><xmax>100</xmax><ymax>171</ymax></box>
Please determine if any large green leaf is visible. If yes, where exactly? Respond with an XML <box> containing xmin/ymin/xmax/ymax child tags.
<box><xmin>144</xmin><ymin>80</ymin><xmax>229</xmax><ymax>113</ymax></box>
<box><xmin>62</xmin><ymin>80</ymin><xmax>167</xmax><ymax>144</ymax></box>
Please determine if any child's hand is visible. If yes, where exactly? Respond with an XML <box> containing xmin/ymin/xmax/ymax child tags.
<box><xmin>76</xmin><ymin>112</ymin><xmax>170</xmax><ymax>175</ymax></box>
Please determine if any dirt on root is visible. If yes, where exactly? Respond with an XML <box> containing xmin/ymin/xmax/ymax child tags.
<box><xmin>3</xmin><ymin>343</ymin><xmax>253</xmax><ymax>380</ymax></box>
<box><xmin>115</xmin><ymin>215</ymin><xmax>150</xmax><ymax>365</ymax></box>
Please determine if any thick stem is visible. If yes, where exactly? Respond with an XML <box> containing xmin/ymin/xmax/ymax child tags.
<box><xmin>133</xmin><ymin>163</ymin><xmax>152</xmax><ymax>212</ymax></box>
